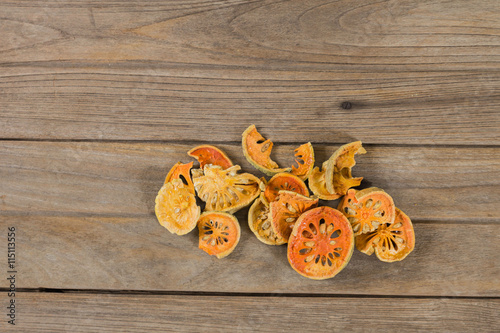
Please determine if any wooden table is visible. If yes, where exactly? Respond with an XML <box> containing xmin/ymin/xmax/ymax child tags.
<box><xmin>1</xmin><ymin>0</ymin><xmax>499</xmax><ymax>331</ymax></box>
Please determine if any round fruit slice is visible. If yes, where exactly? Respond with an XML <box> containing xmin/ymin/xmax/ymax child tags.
<box><xmin>270</xmin><ymin>191</ymin><xmax>319</xmax><ymax>242</ymax></box>
<box><xmin>263</xmin><ymin>172</ymin><xmax>309</xmax><ymax>204</ymax></box>
<box><xmin>287</xmin><ymin>206</ymin><xmax>354</xmax><ymax>280</ymax></box>
<box><xmin>356</xmin><ymin>208</ymin><xmax>415</xmax><ymax>262</ymax></box>
<box><xmin>338</xmin><ymin>188</ymin><xmax>395</xmax><ymax>236</ymax></box>
<box><xmin>291</xmin><ymin>142</ymin><xmax>315</xmax><ymax>181</ymax></box>
<box><xmin>198</xmin><ymin>212</ymin><xmax>240</xmax><ymax>259</ymax></box>
<box><xmin>308</xmin><ymin>162</ymin><xmax>342</xmax><ymax>200</ymax></box>
<box><xmin>324</xmin><ymin>141</ymin><xmax>366</xmax><ymax>195</ymax></box>
<box><xmin>188</xmin><ymin>145</ymin><xmax>233</xmax><ymax>169</ymax></box>
<box><xmin>248</xmin><ymin>197</ymin><xmax>286</xmax><ymax>245</ymax></box>
<box><xmin>193</xmin><ymin>165</ymin><xmax>262</xmax><ymax>213</ymax></box>
<box><xmin>242</xmin><ymin>124</ymin><xmax>291</xmax><ymax>176</ymax></box>
<box><xmin>155</xmin><ymin>179</ymin><xmax>200</xmax><ymax>235</ymax></box>
<box><xmin>164</xmin><ymin>161</ymin><xmax>195</xmax><ymax>194</ymax></box>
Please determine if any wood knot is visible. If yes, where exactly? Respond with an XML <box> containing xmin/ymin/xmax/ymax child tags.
<box><xmin>341</xmin><ymin>101</ymin><xmax>352</xmax><ymax>110</ymax></box>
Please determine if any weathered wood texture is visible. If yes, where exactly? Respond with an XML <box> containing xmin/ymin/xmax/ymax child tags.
<box><xmin>1</xmin><ymin>141</ymin><xmax>498</xmax><ymax>221</ymax></box>
<box><xmin>1</xmin><ymin>0</ymin><xmax>499</xmax><ymax>143</ymax></box>
<box><xmin>3</xmin><ymin>293</ymin><xmax>498</xmax><ymax>333</ymax></box>
<box><xmin>1</xmin><ymin>215</ymin><xmax>498</xmax><ymax>296</ymax></box>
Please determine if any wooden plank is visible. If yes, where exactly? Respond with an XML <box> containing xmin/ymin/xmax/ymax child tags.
<box><xmin>4</xmin><ymin>293</ymin><xmax>499</xmax><ymax>332</ymax></box>
<box><xmin>1</xmin><ymin>141</ymin><xmax>498</xmax><ymax>221</ymax></box>
<box><xmin>0</xmin><ymin>0</ymin><xmax>499</xmax><ymax>143</ymax></box>
<box><xmin>0</xmin><ymin>216</ymin><xmax>498</xmax><ymax>296</ymax></box>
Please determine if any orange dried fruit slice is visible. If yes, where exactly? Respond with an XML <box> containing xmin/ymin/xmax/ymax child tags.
<box><xmin>309</xmin><ymin>141</ymin><xmax>366</xmax><ymax>200</ymax></box>
<box><xmin>164</xmin><ymin>161</ymin><xmax>195</xmax><ymax>195</ymax></box>
<box><xmin>356</xmin><ymin>208</ymin><xmax>415</xmax><ymax>262</ymax></box>
<box><xmin>308</xmin><ymin>161</ymin><xmax>342</xmax><ymax>200</ymax></box>
<box><xmin>193</xmin><ymin>165</ymin><xmax>261</xmax><ymax>214</ymax></box>
<box><xmin>188</xmin><ymin>145</ymin><xmax>233</xmax><ymax>169</ymax></box>
<box><xmin>263</xmin><ymin>172</ymin><xmax>309</xmax><ymax>204</ymax></box>
<box><xmin>287</xmin><ymin>206</ymin><xmax>354</xmax><ymax>280</ymax></box>
<box><xmin>338</xmin><ymin>188</ymin><xmax>396</xmax><ymax>236</ymax></box>
<box><xmin>325</xmin><ymin>141</ymin><xmax>366</xmax><ymax>195</ymax></box>
<box><xmin>291</xmin><ymin>142</ymin><xmax>315</xmax><ymax>181</ymax></box>
<box><xmin>155</xmin><ymin>178</ymin><xmax>200</xmax><ymax>235</ymax></box>
<box><xmin>242</xmin><ymin>124</ymin><xmax>291</xmax><ymax>176</ymax></box>
<box><xmin>197</xmin><ymin>212</ymin><xmax>240</xmax><ymax>259</ymax></box>
<box><xmin>270</xmin><ymin>191</ymin><xmax>319</xmax><ymax>242</ymax></box>
<box><xmin>248</xmin><ymin>197</ymin><xmax>286</xmax><ymax>245</ymax></box>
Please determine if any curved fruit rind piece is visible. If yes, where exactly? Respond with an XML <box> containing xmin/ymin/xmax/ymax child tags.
<box><xmin>188</xmin><ymin>145</ymin><xmax>233</xmax><ymax>169</ymax></box>
<box><xmin>291</xmin><ymin>142</ymin><xmax>315</xmax><ymax>181</ymax></box>
<box><xmin>325</xmin><ymin>141</ymin><xmax>366</xmax><ymax>195</ymax></box>
<box><xmin>356</xmin><ymin>208</ymin><xmax>415</xmax><ymax>262</ymax></box>
<box><xmin>248</xmin><ymin>197</ymin><xmax>286</xmax><ymax>245</ymax></box>
<box><xmin>287</xmin><ymin>206</ymin><xmax>354</xmax><ymax>280</ymax></box>
<box><xmin>164</xmin><ymin>161</ymin><xmax>195</xmax><ymax>195</ymax></box>
<box><xmin>155</xmin><ymin>179</ymin><xmax>200</xmax><ymax>235</ymax></box>
<box><xmin>263</xmin><ymin>172</ymin><xmax>309</xmax><ymax>204</ymax></box>
<box><xmin>197</xmin><ymin>212</ymin><xmax>241</xmax><ymax>259</ymax></box>
<box><xmin>338</xmin><ymin>188</ymin><xmax>396</xmax><ymax>236</ymax></box>
<box><xmin>242</xmin><ymin>124</ymin><xmax>291</xmax><ymax>176</ymax></box>
<box><xmin>270</xmin><ymin>191</ymin><xmax>319</xmax><ymax>242</ymax></box>
<box><xmin>193</xmin><ymin>165</ymin><xmax>262</xmax><ymax>214</ymax></box>
<box><xmin>308</xmin><ymin>162</ymin><xmax>342</xmax><ymax>200</ymax></box>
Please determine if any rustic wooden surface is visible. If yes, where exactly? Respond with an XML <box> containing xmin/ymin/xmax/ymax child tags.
<box><xmin>1</xmin><ymin>0</ymin><xmax>499</xmax><ymax>331</ymax></box>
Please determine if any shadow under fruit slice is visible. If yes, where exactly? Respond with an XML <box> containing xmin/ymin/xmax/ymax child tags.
<box><xmin>188</xmin><ymin>145</ymin><xmax>233</xmax><ymax>169</ymax></box>
<box><xmin>270</xmin><ymin>191</ymin><xmax>319</xmax><ymax>242</ymax></box>
<box><xmin>198</xmin><ymin>212</ymin><xmax>240</xmax><ymax>259</ymax></box>
<box><xmin>356</xmin><ymin>208</ymin><xmax>415</xmax><ymax>262</ymax></box>
<box><xmin>263</xmin><ymin>172</ymin><xmax>309</xmax><ymax>204</ymax></box>
<box><xmin>287</xmin><ymin>206</ymin><xmax>354</xmax><ymax>280</ymax></box>
<box><xmin>248</xmin><ymin>197</ymin><xmax>286</xmax><ymax>245</ymax></box>
<box><xmin>324</xmin><ymin>141</ymin><xmax>366</xmax><ymax>195</ymax></box>
<box><xmin>338</xmin><ymin>188</ymin><xmax>395</xmax><ymax>236</ymax></box>
<box><xmin>164</xmin><ymin>161</ymin><xmax>195</xmax><ymax>195</ymax></box>
<box><xmin>193</xmin><ymin>165</ymin><xmax>261</xmax><ymax>214</ymax></box>
<box><xmin>291</xmin><ymin>142</ymin><xmax>315</xmax><ymax>181</ymax></box>
<box><xmin>155</xmin><ymin>179</ymin><xmax>200</xmax><ymax>235</ymax></box>
<box><xmin>242</xmin><ymin>124</ymin><xmax>291</xmax><ymax>176</ymax></box>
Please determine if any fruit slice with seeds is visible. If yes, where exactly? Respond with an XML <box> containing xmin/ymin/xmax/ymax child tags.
<box><xmin>248</xmin><ymin>197</ymin><xmax>286</xmax><ymax>245</ymax></box>
<box><xmin>308</xmin><ymin>162</ymin><xmax>342</xmax><ymax>200</ymax></box>
<box><xmin>287</xmin><ymin>206</ymin><xmax>354</xmax><ymax>280</ymax></box>
<box><xmin>242</xmin><ymin>124</ymin><xmax>291</xmax><ymax>176</ymax></box>
<box><xmin>188</xmin><ymin>145</ymin><xmax>233</xmax><ymax>169</ymax></box>
<box><xmin>263</xmin><ymin>172</ymin><xmax>309</xmax><ymax>204</ymax></box>
<box><xmin>155</xmin><ymin>179</ymin><xmax>200</xmax><ymax>235</ymax></box>
<box><xmin>198</xmin><ymin>212</ymin><xmax>241</xmax><ymax>259</ymax></box>
<box><xmin>270</xmin><ymin>191</ymin><xmax>319</xmax><ymax>242</ymax></box>
<box><xmin>356</xmin><ymin>208</ymin><xmax>415</xmax><ymax>262</ymax></box>
<box><xmin>324</xmin><ymin>141</ymin><xmax>366</xmax><ymax>195</ymax></box>
<box><xmin>193</xmin><ymin>165</ymin><xmax>261</xmax><ymax>214</ymax></box>
<box><xmin>338</xmin><ymin>188</ymin><xmax>396</xmax><ymax>236</ymax></box>
<box><xmin>164</xmin><ymin>161</ymin><xmax>195</xmax><ymax>195</ymax></box>
<box><xmin>291</xmin><ymin>142</ymin><xmax>315</xmax><ymax>181</ymax></box>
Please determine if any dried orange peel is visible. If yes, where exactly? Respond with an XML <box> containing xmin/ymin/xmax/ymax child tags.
<box><xmin>198</xmin><ymin>212</ymin><xmax>241</xmax><ymax>259</ymax></box>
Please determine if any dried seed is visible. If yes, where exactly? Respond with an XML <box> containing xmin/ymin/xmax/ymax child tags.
<box><xmin>372</xmin><ymin>237</ymin><xmax>380</xmax><ymax>245</ymax></box>
<box><xmin>284</xmin><ymin>182</ymin><xmax>289</xmax><ymax>188</ymax></box>
<box><xmin>363</xmin><ymin>223</ymin><xmax>371</xmax><ymax>233</ymax></box>
<box><xmin>202</xmin><ymin>235</ymin><xmax>210</xmax><ymax>241</ymax></box>
<box><xmin>329</xmin><ymin>240</ymin><xmax>336</xmax><ymax>246</ymax></box>
<box><xmin>395</xmin><ymin>236</ymin><xmax>405</xmax><ymax>244</ymax></box>
<box><xmin>287</xmin><ymin>204</ymin><xmax>296</xmax><ymax>213</ymax></box>
<box><xmin>373</xmin><ymin>200</ymin><xmax>382</xmax><ymax>210</ymax></box>
<box><xmin>286</xmin><ymin>217</ymin><xmax>295</xmax><ymax>223</ymax></box>
<box><xmin>365</xmin><ymin>199</ymin><xmax>373</xmax><ymax>208</ymax></box>
<box><xmin>174</xmin><ymin>207</ymin><xmax>181</xmax><ymax>214</ymax></box>
<box><xmin>262</xmin><ymin>221</ymin><xmax>270</xmax><ymax>230</ymax></box>
<box><xmin>305</xmin><ymin>254</ymin><xmax>315</xmax><ymax>263</ymax></box>
<box><xmin>261</xmin><ymin>142</ymin><xmax>270</xmax><ymax>152</ymax></box>
<box><xmin>353</xmin><ymin>224</ymin><xmax>361</xmax><ymax>232</ymax></box>
<box><xmin>319</xmin><ymin>223</ymin><xmax>326</xmax><ymax>234</ymax></box>
<box><xmin>393</xmin><ymin>222</ymin><xmax>403</xmax><ymax>228</ymax></box>
<box><xmin>371</xmin><ymin>221</ymin><xmax>380</xmax><ymax>228</ymax></box>
<box><xmin>348</xmin><ymin>217</ymin><xmax>358</xmax><ymax>224</ymax></box>
<box><xmin>211</xmin><ymin>192</ymin><xmax>218</xmax><ymax>205</ymax></box>
<box><xmin>304</xmin><ymin>241</ymin><xmax>315</xmax><ymax>247</ymax></box>
<box><xmin>211</xmin><ymin>239</ymin><xmax>216</xmax><ymax>246</ymax></box>
<box><xmin>326</xmin><ymin>224</ymin><xmax>334</xmax><ymax>234</ymax></box>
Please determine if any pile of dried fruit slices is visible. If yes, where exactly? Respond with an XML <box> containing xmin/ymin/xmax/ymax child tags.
<box><xmin>155</xmin><ymin>125</ymin><xmax>415</xmax><ymax>279</ymax></box>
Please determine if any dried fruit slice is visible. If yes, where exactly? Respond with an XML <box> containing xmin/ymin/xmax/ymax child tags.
<box><xmin>308</xmin><ymin>162</ymin><xmax>342</xmax><ymax>200</ymax></box>
<box><xmin>164</xmin><ymin>161</ymin><xmax>195</xmax><ymax>194</ymax></box>
<box><xmin>155</xmin><ymin>179</ymin><xmax>200</xmax><ymax>235</ymax></box>
<box><xmin>188</xmin><ymin>145</ymin><xmax>233</xmax><ymax>169</ymax></box>
<box><xmin>287</xmin><ymin>206</ymin><xmax>354</xmax><ymax>280</ymax></box>
<box><xmin>338</xmin><ymin>188</ymin><xmax>395</xmax><ymax>236</ymax></box>
<box><xmin>193</xmin><ymin>165</ymin><xmax>261</xmax><ymax>213</ymax></box>
<box><xmin>270</xmin><ymin>191</ymin><xmax>319</xmax><ymax>242</ymax></box>
<box><xmin>248</xmin><ymin>197</ymin><xmax>286</xmax><ymax>245</ymax></box>
<box><xmin>325</xmin><ymin>141</ymin><xmax>366</xmax><ymax>195</ymax></box>
<box><xmin>263</xmin><ymin>172</ymin><xmax>309</xmax><ymax>204</ymax></box>
<box><xmin>197</xmin><ymin>212</ymin><xmax>240</xmax><ymax>259</ymax></box>
<box><xmin>291</xmin><ymin>142</ymin><xmax>315</xmax><ymax>181</ymax></box>
<box><xmin>242</xmin><ymin>124</ymin><xmax>291</xmax><ymax>176</ymax></box>
<box><xmin>356</xmin><ymin>208</ymin><xmax>415</xmax><ymax>262</ymax></box>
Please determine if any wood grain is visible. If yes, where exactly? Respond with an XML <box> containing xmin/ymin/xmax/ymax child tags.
<box><xmin>3</xmin><ymin>293</ymin><xmax>498</xmax><ymax>333</ymax></box>
<box><xmin>0</xmin><ymin>0</ymin><xmax>499</xmax><ymax>143</ymax></box>
<box><xmin>1</xmin><ymin>215</ymin><xmax>498</xmax><ymax>296</ymax></box>
<box><xmin>1</xmin><ymin>141</ymin><xmax>498</xmax><ymax>221</ymax></box>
